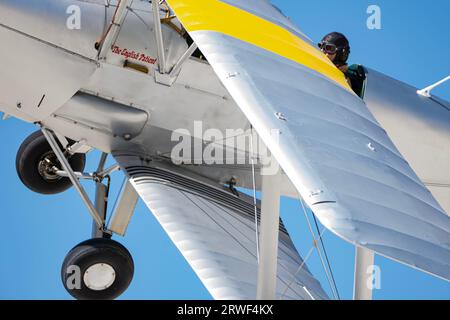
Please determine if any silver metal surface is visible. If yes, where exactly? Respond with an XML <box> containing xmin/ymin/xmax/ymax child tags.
<box><xmin>184</xmin><ymin>30</ymin><xmax>450</xmax><ymax>281</ymax></box>
<box><xmin>83</xmin><ymin>263</ymin><xmax>116</xmax><ymax>291</ymax></box>
<box><xmin>98</xmin><ymin>164</ymin><xmax>121</xmax><ymax>178</ymax></box>
<box><xmin>92</xmin><ymin>181</ymin><xmax>108</xmax><ymax>238</ymax></box>
<box><xmin>54</xmin><ymin>133</ymin><xmax>70</xmax><ymax>151</ymax></box>
<box><xmin>353</xmin><ymin>247</ymin><xmax>375</xmax><ymax>300</ymax></box>
<box><xmin>0</xmin><ymin>24</ymin><xmax>97</xmax><ymax>121</ymax></box>
<box><xmin>108</xmin><ymin>178</ymin><xmax>139</xmax><ymax>236</ymax></box>
<box><xmin>92</xmin><ymin>152</ymin><xmax>108</xmax><ymax>237</ymax></box>
<box><xmin>98</xmin><ymin>0</ymin><xmax>133</xmax><ymax>59</ymax></box>
<box><xmin>54</xmin><ymin>92</ymin><xmax>149</xmax><ymax>141</ymax></box>
<box><xmin>66</xmin><ymin>139</ymin><xmax>89</xmax><ymax>155</ymax></box>
<box><xmin>113</xmin><ymin>153</ymin><xmax>329</xmax><ymax>300</ymax></box>
<box><xmin>41</xmin><ymin>127</ymin><xmax>104</xmax><ymax>228</ymax></box>
<box><xmin>97</xmin><ymin>153</ymin><xmax>109</xmax><ymax>173</ymax></box>
<box><xmin>152</xmin><ymin>0</ymin><xmax>167</xmax><ymax>74</ymax></box>
<box><xmin>0</xmin><ymin>0</ymin><xmax>105</xmax><ymax>60</ymax></box>
<box><xmin>364</xmin><ymin>68</ymin><xmax>450</xmax><ymax>216</ymax></box>
<box><xmin>55</xmin><ymin>170</ymin><xmax>94</xmax><ymax>180</ymax></box>
<box><xmin>256</xmin><ymin>163</ymin><xmax>282</xmax><ymax>300</ymax></box>
<box><xmin>170</xmin><ymin>43</ymin><xmax>199</xmax><ymax>78</ymax></box>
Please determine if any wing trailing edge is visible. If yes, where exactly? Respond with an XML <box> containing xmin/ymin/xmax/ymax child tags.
<box><xmin>167</xmin><ymin>0</ymin><xmax>450</xmax><ymax>281</ymax></box>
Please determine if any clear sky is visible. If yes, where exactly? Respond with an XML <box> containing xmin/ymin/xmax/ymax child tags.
<box><xmin>0</xmin><ymin>0</ymin><xmax>449</xmax><ymax>300</ymax></box>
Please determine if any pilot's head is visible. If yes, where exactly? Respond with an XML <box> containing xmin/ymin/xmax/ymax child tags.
<box><xmin>319</xmin><ymin>32</ymin><xmax>351</xmax><ymax>67</ymax></box>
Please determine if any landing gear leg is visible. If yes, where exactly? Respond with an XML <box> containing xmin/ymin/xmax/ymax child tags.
<box><xmin>39</xmin><ymin>127</ymin><xmax>135</xmax><ymax>300</ymax></box>
<box><xmin>58</xmin><ymin>151</ymin><xmax>134</xmax><ymax>300</ymax></box>
<box><xmin>92</xmin><ymin>152</ymin><xmax>110</xmax><ymax>239</ymax></box>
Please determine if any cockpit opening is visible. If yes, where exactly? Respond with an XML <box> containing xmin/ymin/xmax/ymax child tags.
<box><xmin>346</xmin><ymin>64</ymin><xmax>367</xmax><ymax>99</ymax></box>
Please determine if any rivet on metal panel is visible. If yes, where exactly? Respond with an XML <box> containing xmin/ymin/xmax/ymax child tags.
<box><xmin>226</xmin><ymin>72</ymin><xmax>240</xmax><ymax>79</ymax></box>
<box><xmin>367</xmin><ymin>142</ymin><xmax>376</xmax><ymax>152</ymax></box>
<box><xmin>309</xmin><ymin>190</ymin><xmax>324</xmax><ymax>197</ymax></box>
<box><xmin>275</xmin><ymin>112</ymin><xmax>287</xmax><ymax>121</ymax></box>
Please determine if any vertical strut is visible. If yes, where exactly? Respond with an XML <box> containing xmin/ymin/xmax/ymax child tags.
<box><xmin>152</xmin><ymin>0</ymin><xmax>167</xmax><ymax>74</ymax></box>
<box><xmin>353</xmin><ymin>246</ymin><xmax>375</xmax><ymax>300</ymax></box>
<box><xmin>92</xmin><ymin>153</ymin><xmax>109</xmax><ymax>238</ymax></box>
<box><xmin>41</xmin><ymin>127</ymin><xmax>104</xmax><ymax>228</ymax></box>
<box><xmin>169</xmin><ymin>43</ymin><xmax>198</xmax><ymax>77</ymax></box>
<box><xmin>98</xmin><ymin>0</ymin><xmax>133</xmax><ymax>60</ymax></box>
<box><xmin>108</xmin><ymin>178</ymin><xmax>139</xmax><ymax>236</ymax></box>
<box><xmin>256</xmin><ymin>161</ymin><xmax>282</xmax><ymax>300</ymax></box>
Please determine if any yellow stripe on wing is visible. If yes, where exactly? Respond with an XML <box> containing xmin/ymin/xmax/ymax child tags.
<box><xmin>166</xmin><ymin>0</ymin><xmax>352</xmax><ymax>91</ymax></box>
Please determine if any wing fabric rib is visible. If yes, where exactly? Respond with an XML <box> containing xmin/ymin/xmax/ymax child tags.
<box><xmin>167</xmin><ymin>0</ymin><xmax>450</xmax><ymax>281</ymax></box>
<box><xmin>113</xmin><ymin>154</ymin><xmax>329</xmax><ymax>300</ymax></box>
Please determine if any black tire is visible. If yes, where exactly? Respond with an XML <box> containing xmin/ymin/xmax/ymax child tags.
<box><xmin>15</xmin><ymin>130</ymin><xmax>86</xmax><ymax>195</ymax></box>
<box><xmin>61</xmin><ymin>238</ymin><xmax>134</xmax><ymax>300</ymax></box>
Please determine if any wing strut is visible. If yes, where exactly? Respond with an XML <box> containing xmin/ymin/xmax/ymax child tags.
<box><xmin>153</xmin><ymin>1</ymin><xmax>197</xmax><ymax>85</ymax></box>
<box><xmin>169</xmin><ymin>43</ymin><xmax>198</xmax><ymax>77</ymax></box>
<box><xmin>98</xmin><ymin>0</ymin><xmax>133</xmax><ymax>60</ymax></box>
<box><xmin>353</xmin><ymin>247</ymin><xmax>375</xmax><ymax>300</ymax></box>
<box><xmin>108</xmin><ymin>178</ymin><xmax>139</xmax><ymax>236</ymax></box>
<box><xmin>256</xmin><ymin>160</ymin><xmax>282</xmax><ymax>300</ymax></box>
<box><xmin>417</xmin><ymin>76</ymin><xmax>450</xmax><ymax>98</ymax></box>
<box><xmin>152</xmin><ymin>0</ymin><xmax>167</xmax><ymax>74</ymax></box>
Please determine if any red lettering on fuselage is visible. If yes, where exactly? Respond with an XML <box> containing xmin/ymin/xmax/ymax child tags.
<box><xmin>110</xmin><ymin>45</ymin><xmax>156</xmax><ymax>65</ymax></box>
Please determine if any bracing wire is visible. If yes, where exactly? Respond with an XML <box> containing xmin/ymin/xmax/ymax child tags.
<box><xmin>249</xmin><ymin>125</ymin><xmax>260</xmax><ymax>263</ymax></box>
<box><xmin>311</xmin><ymin>212</ymin><xmax>341</xmax><ymax>300</ymax></box>
<box><xmin>299</xmin><ymin>197</ymin><xmax>340</xmax><ymax>300</ymax></box>
<box><xmin>280</xmin><ymin>227</ymin><xmax>326</xmax><ymax>299</ymax></box>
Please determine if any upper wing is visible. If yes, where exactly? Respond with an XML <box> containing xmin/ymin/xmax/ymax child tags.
<box><xmin>167</xmin><ymin>0</ymin><xmax>450</xmax><ymax>281</ymax></box>
<box><xmin>114</xmin><ymin>153</ymin><xmax>329</xmax><ymax>300</ymax></box>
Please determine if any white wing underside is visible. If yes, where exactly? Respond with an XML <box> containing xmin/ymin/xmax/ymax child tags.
<box><xmin>114</xmin><ymin>153</ymin><xmax>329</xmax><ymax>300</ymax></box>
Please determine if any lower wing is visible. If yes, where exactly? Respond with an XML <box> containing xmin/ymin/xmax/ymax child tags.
<box><xmin>113</xmin><ymin>152</ymin><xmax>329</xmax><ymax>300</ymax></box>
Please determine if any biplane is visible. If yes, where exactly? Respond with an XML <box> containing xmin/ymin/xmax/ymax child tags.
<box><xmin>0</xmin><ymin>0</ymin><xmax>449</xmax><ymax>300</ymax></box>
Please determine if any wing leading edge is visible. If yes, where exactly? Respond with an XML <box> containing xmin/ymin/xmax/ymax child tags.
<box><xmin>167</xmin><ymin>0</ymin><xmax>450</xmax><ymax>281</ymax></box>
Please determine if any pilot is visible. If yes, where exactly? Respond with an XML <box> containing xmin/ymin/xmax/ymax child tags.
<box><xmin>318</xmin><ymin>32</ymin><xmax>352</xmax><ymax>86</ymax></box>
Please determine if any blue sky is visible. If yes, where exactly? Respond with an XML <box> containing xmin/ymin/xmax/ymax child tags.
<box><xmin>0</xmin><ymin>0</ymin><xmax>449</xmax><ymax>300</ymax></box>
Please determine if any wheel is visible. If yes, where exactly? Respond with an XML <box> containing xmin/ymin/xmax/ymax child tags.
<box><xmin>61</xmin><ymin>238</ymin><xmax>134</xmax><ymax>300</ymax></box>
<box><xmin>15</xmin><ymin>130</ymin><xmax>86</xmax><ymax>195</ymax></box>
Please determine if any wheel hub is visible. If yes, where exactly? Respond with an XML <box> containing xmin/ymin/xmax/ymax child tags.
<box><xmin>83</xmin><ymin>263</ymin><xmax>116</xmax><ymax>291</ymax></box>
<box><xmin>37</xmin><ymin>151</ymin><xmax>61</xmax><ymax>181</ymax></box>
